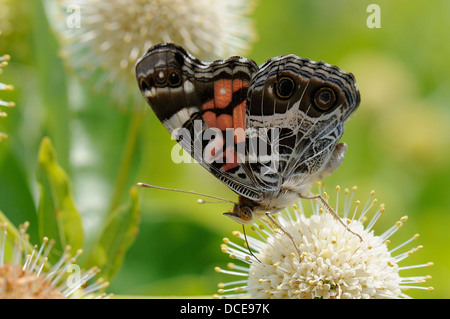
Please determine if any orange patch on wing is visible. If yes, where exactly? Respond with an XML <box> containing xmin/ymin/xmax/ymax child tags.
<box><xmin>232</xmin><ymin>100</ymin><xmax>246</xmax><ymax>144</ymax></box>
<box><xmin>214</xmin><ymin>79</ymin><xmax>233</xmax><ymax>109</ymax></box>
<box><xmin>202</xmin><ymin>79</ymin><xmax>248</xmax><ymax>159</ymax></box>
<box><xmin>222</xmin><ymin>145</ymin><xmax>239</xmax><ymax>171</ymax></box>
<box><xmin>202</xmin><ymin>99</ymin><xmax>215</xmax><ymax>111</ymax></box>
<box><xmin>216</xmin><ymin>114</ymin><xmax>233</xmax><ymax>131</ymax></box>
<box><xmin>207</xmin><ymin>134</ymin><xmax>224</xmax><ymax>160</ymax></box>
<box><xmin>232</xmin><ymin>78</ymin><xmax>249</xmax><ymax>93</ymax></box>
<box><xmin>203</xmin><ymin>79</ymin><xmax>249</xmax><ymax>112</ymax></box>
<box><xmin>202</xmin><ymin>111</ymin><xmax>216</xmax><ymax>127</ymax></box>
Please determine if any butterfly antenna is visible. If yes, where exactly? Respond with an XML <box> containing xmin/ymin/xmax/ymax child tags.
<box><xmin>197</xmin><ymin>199</ymin><xmax>230</xmax><ymax>205</ymax></box>
<box><xmin>137</xmin><ymin>182</ymin><xmax>238</xmax><ymax>204</ymax></box>
<box><xmin>242</xmin><ymin>225</ymin><xmax>261</xmax><ymax>263</ymax></box>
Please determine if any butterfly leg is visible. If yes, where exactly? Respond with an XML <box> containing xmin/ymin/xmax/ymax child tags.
<box><xmin>265</xmin><ymin>213</ymin><xmax>302</xmax><ymax>258</ymax></box>
<box><xmin>298</xmin><ymin>193</ymin><xmax>363</xmax><ymax>241</ymax></box>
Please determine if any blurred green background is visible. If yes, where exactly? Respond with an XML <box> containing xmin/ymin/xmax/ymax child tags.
<box><xmin>1</xmin><ymin>0</ymin><xmax>449</xmax><ymax>298</ymax></box>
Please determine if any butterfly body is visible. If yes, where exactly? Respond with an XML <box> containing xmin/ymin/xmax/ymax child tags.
<box><xmin>136</xmin><ymin>43</ymin><xmax>360</xmax><ymax>224</ymax></box>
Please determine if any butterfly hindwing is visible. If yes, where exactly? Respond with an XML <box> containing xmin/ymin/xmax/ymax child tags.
<box><xmin>245</xmin><ymin>55</ymin><xmax>360</xmax><ymax>192</ymax></box>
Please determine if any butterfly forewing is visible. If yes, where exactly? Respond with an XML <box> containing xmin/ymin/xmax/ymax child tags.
<box><xmin>136</xmin><ymin>43</ymin><xmax>263</xmax><ymax>200</ymax></box>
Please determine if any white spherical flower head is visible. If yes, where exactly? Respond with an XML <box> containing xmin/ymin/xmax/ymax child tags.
<box><xmin>45</xmin><ymin>0</ymin><xmax>256</xmax><ymax>108</ymax></box>
<box><xmin>0</xmin><ymin>222</ymin><xmax>110</xmax><ymax>299</ymax></box>
<box><xmin>215</xmin><ymin>184</ymin><xmax>433</xmax><ymax>299</ymax></box>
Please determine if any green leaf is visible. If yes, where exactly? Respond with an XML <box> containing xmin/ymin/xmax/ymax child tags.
<box><xmin>87</xmin><ymin>186</ymin><xmax>140</xmax><ymax>282</ymax></box>
<box><xmin>0</xmin><ymin>145</ymin><xmax>38</xmax><ymax>242</ymax></box>
<box><xmin>36</xmin><ymin>136</ymin><xmax>83</xmax><ymax>258</ymax></box>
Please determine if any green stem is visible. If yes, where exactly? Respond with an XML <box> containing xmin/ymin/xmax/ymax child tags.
<box><xmin>0</xmin><ymin>211</ymin><xmax>20</xmax><ymax>241</ymax></box>
<box><xmin>108</xmin><ymin>111</ymin><xmax>143</xmax><ymax>215</ymax></box>
<box><xmin>0</xmin><ymin>210</ymin><xmax>34</xmax><ymax>255</ymax></box>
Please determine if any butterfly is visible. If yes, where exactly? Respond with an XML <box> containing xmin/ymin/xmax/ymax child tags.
<box><xmin>135</xmin><ymin>43</ymin><xmax>360</xmax><ymax>231</ymax></box>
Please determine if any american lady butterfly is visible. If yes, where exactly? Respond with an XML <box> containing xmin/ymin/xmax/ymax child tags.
<box><xmin>135</xmin><ymin>43</ymin><xmax>360</xmax><ymax>239</ymax></box>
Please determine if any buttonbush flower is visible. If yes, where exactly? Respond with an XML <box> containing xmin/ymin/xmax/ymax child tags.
<box><xmin>215</xmin><ymin>183</ymin><xmax>433</xmax><ymax>299</ymax></box>
<box><xmin>0</xmin><ymin>222</ymin><xmax>110</xmax><ymax>299</ymax></box>
<box><xmin>0</xmin><ymin>53</ymin><xmax>14</xmax><ymax>141</ymax></box>
<box><xmin>45</xmin><ymin>0</ymin><xmax>256</xmax><ymax>108</ymax></box>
